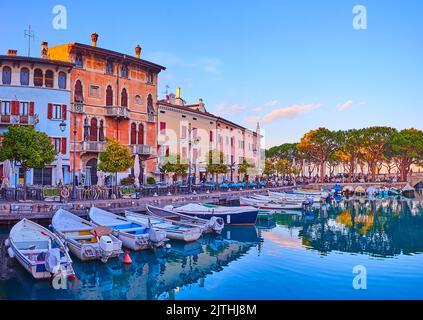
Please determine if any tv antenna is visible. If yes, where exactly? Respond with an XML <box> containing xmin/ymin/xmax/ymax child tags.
<box><xmin>24</xmin><ymin>25</ymin><xmax>36</xmax><ymax>57</ymax></box>
<box><xmin>163</xmin><ymin>85</ymin><xmax>170</xmax><ymax>96</ymax></box>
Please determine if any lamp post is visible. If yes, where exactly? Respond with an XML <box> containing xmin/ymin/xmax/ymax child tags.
<box><xmin>185</xmin><ymin>123</ymin><xmax>200</xmax><ymax>194</ymax></box>
<box><xmin>59</xmin><ymin>107</ymin><xmax>78</xmax><ymax>200</ymax></box>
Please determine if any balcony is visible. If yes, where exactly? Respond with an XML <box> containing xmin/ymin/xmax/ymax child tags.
<box><xmin>105</xmin><ymin>106</ymin><xmax>130</xmax><ymax>119</ymax></box>
<box><xmin>0</xmin><ymin>114</ymin><xmax>38</xmax><ymax>126</ymax></box>
<box><xmin>81</xmin><ymin>141</ymin><xmax>106</xmax><ymax>153</ymax></box>
<box><xmin>130</xmin><ymin>144</ymin><xmax>152</xmax><ymax>156</ymax></box>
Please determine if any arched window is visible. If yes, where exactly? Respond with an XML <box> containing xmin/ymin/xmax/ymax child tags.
<box><xmin>2</xmin><ymin>66</ymin><xmax>11</xmax><ymax>85</ymax></box>
<box><xmin>34</xmin><ymin>69</ymin><xmax>43</xmax><ymax>87</ymax></box>
<box><xmin>74</xmin><ymin>80</ymin><xmax>83</xmax><ymax>102</ymax></box>
<box><xmin>130</xmin><ymin>123</ymin><xmax>137</xmax><ymax>145</ymax></box>
<box><xmin>135</xmin><ymin>94</ymin><xmax>142</xmax><ymax>105</ymax></box>
<box><xmin>138</xmin><ymin>124</ymin><xmax>144</xmax><ymax>145</ymax></box>
<box><xmin>20</xmin><ymin>68</ymin><xmax>29</xmax><ymax>85</ymax></box>
<box><xmin>75</xmin><ymin>54</ymin><xmax>83</xmax><ymax>68</ymax></box>
<box><xmin>45</xmin><ymin>70</ymin><xmax>54</xmax><ymax>88</ymax></box>
<box><xmin>147</xmin><ymin>94</ymin><xmax>154</xmax><ymax>114</ymax></box>
<box><xmin>90</xmin><ymin>118</ymin><xmax>98</xmax><ymax>141</ymax></box>
<box><xmin>99</xmin><ymin>120</ymin><xmax>105</xmax><ymax>142</ymax></box>
<box><xmin>58</xmin><ymin>72</ymin><xmax>66</xmax><ymax>89</ymax></box>
<box><xmin>106</xmin><ymin>85</ymin><xmax>113</xmax><ymax>106</ymax></box>
<box><xmin>121</xmin><ymin>88</ymin><xmax>128</xmax><ymax>107</ymax></box>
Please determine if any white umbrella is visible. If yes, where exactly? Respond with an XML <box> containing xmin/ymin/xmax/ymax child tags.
<box><xmin>134</xmin><ymin>154</ymin><xmax>140</xmax><ymax>188</ymax></box>
<box><xmin>1</xmin><ymin>160</ymin><xmax>11</xmax><ymax>189</ymax></box>
<box><xmin>55</xmin><ymin>153</ymin><xmax>64</xmax><ymax>186</ymax></box>
<box><xmin>96</xmin><ymin>158</ymin><xmax>105</xmax><ymax>187</ymax></box>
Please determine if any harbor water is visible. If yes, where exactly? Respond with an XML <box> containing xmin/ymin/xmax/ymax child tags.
<box><xmin>1</xmin><ymin>197</ymin><xmax>423</xmax><ymax>300</ymax></box>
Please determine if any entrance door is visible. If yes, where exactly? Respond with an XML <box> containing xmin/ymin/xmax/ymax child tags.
<box><xmin>86</xmin><ymin>158</ymin><xmax>98</xmax><ymax>185</ymax></box>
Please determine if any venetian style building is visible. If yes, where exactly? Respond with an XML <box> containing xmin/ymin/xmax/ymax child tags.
<box><xmin>48</xmin><ymin>33</ymin><xmax>165</xmax><ymax>185</ymax></box>
<box><xmin>157</xmin><ymin>88</ymin><xmax>262</xmax><ymax>183</ymax></box>
<box><xmin>0</xmin><ymin>47</ymin><xmax>73</xmax><ymax>186</ymax></box>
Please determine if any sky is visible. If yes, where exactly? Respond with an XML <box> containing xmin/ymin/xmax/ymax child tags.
<box><xmin>1</xmin><ymin>0</ymin><xmax>422</xmax><ymax>148</ymax></box>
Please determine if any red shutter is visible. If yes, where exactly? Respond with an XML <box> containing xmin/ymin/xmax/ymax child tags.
<box><xmin>61</xmin><ymin>138</ymin><xmax>67</xmax><ymax>154</ymax></box>
<box><xmin>11</xmin><ymin>101</ymin><xmax>19</xmax><ymax>115</ymax></box>
<box><xmin>48</xmin><ymin>103</ymin><xmax>53</xmax><ymax>119</ymax></box>
<box><xmin>0</xmin><ymin>164</ymin><xmax>3</xmax><ymax>178</ymax></box>
<box><xmin>62</xmin><ymin>105</ymin><xmax>67</xmax><ymax>120</ymax></box>
<box><xmin>165</xmin><ymin>146</ymin><xmax>170</xmax><ymax>157</ymax></box>
<box><xmin>29</xmin><ymin>102</ymin><xmax>34</xmax><ymax>116</ymax></box>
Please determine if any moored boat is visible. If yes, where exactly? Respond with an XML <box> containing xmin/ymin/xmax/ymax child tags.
<box><xmin>146</xmin><ymin>205</ymin><xmax>224</xmax><ymax>234</ymax></box>
<box><xmin>125</xmin><ymin>211</ymin><xmax>202</xmax><ymax>242</ymax></box>
<box><xmin>89</xmin><ymin>207</ymin><xmax>167</xmax><ymax>251</ymax></box>
<box><xmin>402</xmin><ymin>184</ymin><xmax>416</xmax><ymax>197</ymax></box>
<box><xmin>52</xmin><ymin>209</ymin><xmax>122</xmax><ymax>263</ymax></box>
<box><xmin>172</xmin><ymin>203</ymin><xmax>259</xmax><ymax>226</ymax></box>
<box><xmin>239</xmin><ymin>196</ymin><xmax>306</xmax><ymax>210</ymax></box>
<box><xmin>6</xmin><ymin>218</ymin><xmax>75</xmax><ymax>280</ymax></box>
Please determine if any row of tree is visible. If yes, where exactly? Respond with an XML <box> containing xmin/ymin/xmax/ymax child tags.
<box><xmin>265</xmin><ymin>127</ymin><xmax>423</xmax><ymax>182</ymax></box>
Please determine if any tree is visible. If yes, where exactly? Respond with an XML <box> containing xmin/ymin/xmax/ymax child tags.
<box><xmin>263</xmin><ymin>159</ymin><xmax>275</xmax><ymax>176</ymax></box>
<box><xmin>275</xmin><ymin>159</ymin><xmax>292</xmax><ymax>177</ymax></box>
<box><xmin>391</xmin><ymin>128</ymin><xmax>423</xmax><ymax>181</ymax></box>
<box><xmin>238</xmin><ymin>158</ymin><xmax>256</xmax><ymax>181</ymax></box>
<box><xmin>160</xmin><ymin>153</ymin><xmax>189</xmax><ymax>182</ymax></box>
<box><xmin>205</xmin><ymin>150</ymin><xmax>228</xmax><ymax>182</ymax></box>
<box><xmin>98</xmin><ymin>139</ymin><xmax>134</xmax><ymax>194</ymax></box>
<box><xmin>297</xmin><ymin>128</ymin><xmax>338</xmax><ymax>182</ymax></box>
<box><xmin>0</xmin><ymin>126</ymin><xmax>57</xmax><ymax>200</ymax></box>
<box><xmin>360</xmin><ymin>127</ymin><xmax>396</xmax><ymax>182</ymax></box>
<box><xmin>335</xmin><ymin>129</ymin><xmax>364</xmax><ymax>181</ymax></box>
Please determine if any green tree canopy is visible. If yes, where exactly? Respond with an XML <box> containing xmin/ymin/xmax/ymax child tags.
<box><xmin>206</xmin><ymin>150</ymin><xmax>228</xmax><ymax>175</ymax></box>
<box><xmin>160</xmin><ymin>153</ymin><xmax>189</xmax><ymax>177</ymax></box>
<box><xmin>0</xmin><ymin>126</ymin><xmax>57</xmax><ymax>198</ymax></box>
<box><xmin>98</xmin><ymin>139</ymin><xmax>134</xmax><ymax>173</ymax></box>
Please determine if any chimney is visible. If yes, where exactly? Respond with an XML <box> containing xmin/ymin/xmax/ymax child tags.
<box><xmin>41</xmin><ymin>42</ymin><xmax>48</xmax><ymax>59</ymax></box>
<box><xmin>176</xmin><ymin>87</ymin><xmax>181</xmax><ymax>99</ymax></box>
<box><xmin>175</xmin><ymin>87</ymin><xmax>184</xmax><ymax>106</ymax></box>
<box><xmin>7</xmin><ymin>49</ymin><xmax>17</xmax><ymax>56</ymax></box>
<box><xmin>91</xmin><ymin>33</ymin><xmax>99</xmax><ymax>47</ymax></box>
<box><xmin>198</xmin><ymin>98</ymin><xmax>205</xmax><ymax>112</ymax></box>
<box><xmin>135</xmin><ymin>44</ymin><xmax>142</xmax><ymax>58</ymax></box>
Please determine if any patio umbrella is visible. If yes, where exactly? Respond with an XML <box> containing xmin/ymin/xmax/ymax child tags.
<box><xmin>133</xmin><ymin>154</ymin><xmax>140</xmax><ymax>188</ymax></box>
<box><xmin>85</xmin><ymin>167</ymin><xmax>92</xmax><ymax>186</ymax></box>
<box><xmin>55</xmin><ymin>153</ymin><xmax>64</xmax><ymax>186</ymax></box>
<box><xmin>1</xmin><ymin>160</ymin><xmax>11</xmax><ymax>189</ymax></box>
<box><xmin>96</xmin><ymin>158</ymin><xmax>105</xmax><ymax>187</ymax></box>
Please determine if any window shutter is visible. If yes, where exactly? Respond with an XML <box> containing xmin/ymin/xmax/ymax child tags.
<box><xmin>47</xmin><ymin>103</ymin><xmax>53</xmax><ymax>119</ymax></box>
<box><xmin>62</xmin><ymin>104</ymin><xmax>67</xmax><ymax>120</ymax></box>
<box><xmin>61</xmin><ymin>138</ymin><xmax>67</xmax><ymax>154</ymax></box>
<box><xmin>11</xmin><ymin>101</ymin><xmax>19</xmax><ymax>115</ymax></box>
<box><xmin>29</xmin><ymin>102</ymin><xmax>35</xmax><ymax>116</ymax></box>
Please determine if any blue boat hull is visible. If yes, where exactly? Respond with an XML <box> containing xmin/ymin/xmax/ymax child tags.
<box><xmin>177</xmin><ymin>211</ymin><xmax>259</xmax><ymax>226</ymax></box>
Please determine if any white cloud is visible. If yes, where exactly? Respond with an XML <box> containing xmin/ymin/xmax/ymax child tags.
<box><xmin>264</xmin><ymin>100</ymin><xmax>279</xmax><ymax>107</ymax></box>
<box><xmin>251</xmin><ymin>107</ymin><xmax>262</xmax><ymax>113</ymax></box>
<box><xmin>337</xmin><ymin>100</ymin><xmax>354</xmax><ymax>111</ymax></box>
<box><xmin>214</xmin><ymin>103</ymin><xmax>246</xmax><ymax>116</ymax></box>
<box><xmin>244</xmin><ymin>115</ymin><xmax>261</xmax><ymax>125</ymax></box>
<box><xmin>261</xmin><ymin>104</ymin><xmax>321</xmax><ymax>124</ymax></box>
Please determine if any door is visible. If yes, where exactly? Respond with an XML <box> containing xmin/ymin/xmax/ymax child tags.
<box><xmin>86</xmin><ymin>158</ymin><xmax>98</xmax><ymax>185</ymax></box>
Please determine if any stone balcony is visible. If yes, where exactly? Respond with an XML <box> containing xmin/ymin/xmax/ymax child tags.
<box><xmin>105</xmin><ymin>106</ymin><xmax>130</xmax><ymax>119</ymax></box>
<box><xmin>0</xmin><ymin>114</ymin><xmax>38</xmax><ymax>126</ymax></box>
<box><xmin>130</xmin><ymin>144</ymin><xmax>153</xmax><ymax>156</ymax></box>
<box><xmin>70</xmin><ymin>141</ymin><xmax>106</xmax><ymax>153</ymax></box>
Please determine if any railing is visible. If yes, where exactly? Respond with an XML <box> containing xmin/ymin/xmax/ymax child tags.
<box><xmin>105</xmin><ymin>106</ymin><xmax>130</xmax><ymax>119</ymax></box>
<box><xmin>81</xmin><ymin>141</ymin><xmax>106</xmax><ymax>152</ymax></box>
<box><xmin>130</xmin><ymin>144</ymin><xmax>152</xmax><ymax>155</ymax></box>
<box><xmin>0</xmin><ymin>114</ymin><xmax>38</xmax><ymax>125</ymax></box>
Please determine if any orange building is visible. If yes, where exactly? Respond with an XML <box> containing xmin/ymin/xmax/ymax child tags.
<box><xmin>48</xmin><ymin>33</ymin><xmax>165</xmax><ymax>185</ymax></box>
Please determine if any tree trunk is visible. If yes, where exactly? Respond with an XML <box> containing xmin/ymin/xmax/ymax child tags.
<box><xmin>319</xmin><ymin>161</ymin><xmax>325</xmax><ymax>183</ymax></box>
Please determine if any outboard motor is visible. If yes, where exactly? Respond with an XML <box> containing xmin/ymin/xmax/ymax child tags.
<box><xmin>99</xmin><ymin>235</ymin><xmax>114</xmax><ymax>263</ymax></box>
<box><xmin>206</xmin><ymin>216</ymin><xmax>225</xmax><ymax>234</ymax></box>
<box><xmin>147</xmin><ymin>219</ymin><xmax>167</xmax><ymax>247</ymax></box>
<box><xmin>45</xmin><ymin>248</ymin><xmax>61</xmax><ymax>275</ymax></box>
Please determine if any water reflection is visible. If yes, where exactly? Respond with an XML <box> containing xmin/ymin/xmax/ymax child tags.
<box><xmin>275</xmin><ymin>198</ymin><xmax>423</xmax><ymax>257</ymax></box>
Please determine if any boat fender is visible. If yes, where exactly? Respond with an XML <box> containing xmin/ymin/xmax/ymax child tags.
<box><xmin>165</xmin><ymin>243</ymin><xmax>172</xmax><ymax>249</ymax></box>
<box><xmin>7</xmin><ymin>247</ymin><xmax>15</xmax><ymax>259</ymax></box>
<box><xmin>4</xmin><ymin>238</ymin><xmax>10</xmax><ymax>248</ymax></box>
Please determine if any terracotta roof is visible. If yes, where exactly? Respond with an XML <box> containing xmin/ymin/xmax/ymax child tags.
<box><xmin>70</xmin><ymin>43</ymin><xmax>166</xmax><ymax>72</ymax></box>
<box><xmin>0</xmin><ymin>55</ymin><xmax>74</xmax><ymax>68</ymax></box>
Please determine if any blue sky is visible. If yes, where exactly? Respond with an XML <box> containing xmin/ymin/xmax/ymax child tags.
<box><xmin>1</xmin><ymin>0</ymin><xmax>422</xmax><ymax>148</ymax></box>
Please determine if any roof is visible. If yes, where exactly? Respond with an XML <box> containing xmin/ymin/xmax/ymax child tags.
<box><xmin>0</xmin><ymin>55</ymin><xmax>74</xmax><ymax>68</ymax></box>
<box><xmin>69</xmin><ymin>43</ymin><xmax>166</xmax><ymax>72</ymax></box>
<box><xmin>158</xmin><ymin>99</ymin><xmax>257</xmax><ymax>135</ymax></box>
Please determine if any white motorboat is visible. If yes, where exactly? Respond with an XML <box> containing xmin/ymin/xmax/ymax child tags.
<box><xmin>89</xmin><ymin>207</ymin><xmax>167</xmax><ymax>251</ymax></box>
<box><xmin>6</xmin><ymin>218</ymin><xmax>75</xmax><ymax>280</ymax></box>
<box><xmin>125</xmin><ymin>211</ymin><xmax>202</xmax><ymax>242</ymax></box>
<box><xmin>52</xmin><ymin>209</ymin><xmax>122</xmax><ymax>263</ymax></box>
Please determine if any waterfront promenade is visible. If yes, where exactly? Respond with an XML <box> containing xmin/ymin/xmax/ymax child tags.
<box><xmin>0</xmin><ymin>186</ymin><xmax>291</xmax><ymax>223</ymax></box>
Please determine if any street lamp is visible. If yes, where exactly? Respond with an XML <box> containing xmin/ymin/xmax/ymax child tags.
<box><xmin>185</xmin><ymin>123</ymin><xmax>200</xmax><ymax>194</ymax></box>
<box><xmin>59</xmin><ymin>107</ymin><xmax>78</xmax><ymax>200</ymax></box>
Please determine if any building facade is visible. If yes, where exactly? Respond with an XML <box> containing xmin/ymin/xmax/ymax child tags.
<box><xmin>47</xmin><ymin>33</ymin><xmax>165</xmax><ymax>185</ymax></box>
<box><xmin>0</xmin><ymin>49</ymin><xmax>73</xmax><ymax>186</ymax></box>
<box><xmin>158</xmin><ymin>88</ymin><xmax>262</xmax><ymax>183</ymax></box>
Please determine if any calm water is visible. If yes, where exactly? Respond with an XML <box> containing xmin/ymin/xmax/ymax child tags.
<box><xmin>1</xmin><ymin>197</ymin><xmax>423</xmax><ymax>300</ymax></box>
